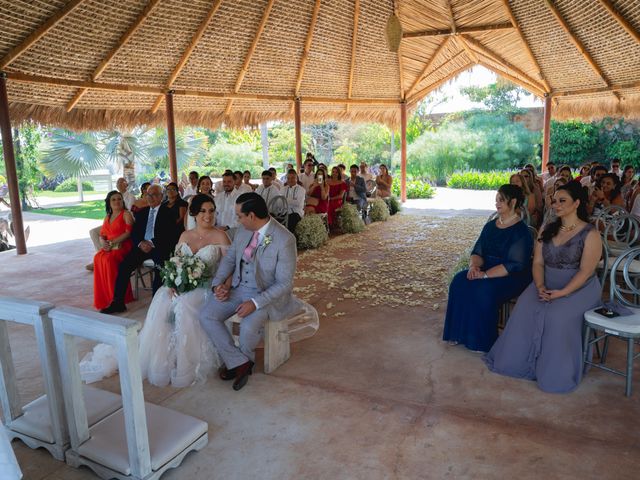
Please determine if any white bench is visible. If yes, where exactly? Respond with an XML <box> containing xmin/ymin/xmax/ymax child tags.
<box><xmin>0</xmin><ymin>297</ymin><xmax>121</xmax><ymax>461</ymax></box>
<box><xmin>50</xmin><ymin>306</ymin><xmax>208</xmax><ymax>480</ymax></box>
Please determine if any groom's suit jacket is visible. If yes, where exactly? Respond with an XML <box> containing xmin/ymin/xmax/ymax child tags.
<box><xmin>211</xmin><ymin>218</ymin><xmax>299</xmax><ymax>321</ymax></box>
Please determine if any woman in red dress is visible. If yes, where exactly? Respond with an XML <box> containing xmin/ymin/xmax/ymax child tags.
<box><xmin>94</xmin><ymin>191</ymin><xmax>135</xmax><ymax>310</ymax></box>
<box><xmin>304</xmin><ymin>171</ymin><xmax>329</xmax><ymax>215</ymax></box>
<box><xmin>327</xmin><ymin>166</ymin><xmax>348</xmax><ymax>227</ymax></box>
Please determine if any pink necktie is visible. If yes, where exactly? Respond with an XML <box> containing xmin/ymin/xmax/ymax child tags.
<box><xmin>243</xmin><ymin>231</ymin><xmax>260</xmax><ymax>262</ymax></box>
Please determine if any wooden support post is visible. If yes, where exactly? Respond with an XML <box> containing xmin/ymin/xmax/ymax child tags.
<box><xmin>0</xmin><ymin>73</ymin><xmax>27</xmax><ymax>255</ymax></box>
<box><xmin>400</xmin><ymin>101</ymin><xmax>407</xmax><ymax>203</ymax></box>
<box><xmin>542</xmin><ymin>95</ymin><xmax>551</xmax><ymax>173</ymax></box>
<box><xmin>165</xmin><ymin>91</ymin><xmax>178</xmax><ymax>183</ymax></box>
<box><xmin>294</xmin><ymin>98</ymin><xmax>302</xmax><ymax>172</ymax></box>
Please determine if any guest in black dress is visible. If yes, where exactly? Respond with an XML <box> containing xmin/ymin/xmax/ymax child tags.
<box><xmin>164</xmin><ymin>181</ymin><xmax>187</xmax><ymax>245</ymax></box>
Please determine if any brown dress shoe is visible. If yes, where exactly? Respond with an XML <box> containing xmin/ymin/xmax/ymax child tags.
<box><xmin>218</xmin><ymin>365</ymin><xmax>236</xmax><ymax>381</ymax></box>
<box><xmin>232</xmin><ymin>361</ymin><xmax>254</xmax><ymax>391</ymax></box>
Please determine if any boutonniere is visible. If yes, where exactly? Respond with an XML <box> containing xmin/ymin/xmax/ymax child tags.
<box><xmin>262</xmin><ymin>235</ymin><xmax>272</xmax><ymax>247</ymax></box>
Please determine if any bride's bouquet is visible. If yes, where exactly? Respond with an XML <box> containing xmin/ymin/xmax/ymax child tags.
<box><xmin>159</xmin><ymin>250</ymin><xmax>211</xmax><ymax>294</ymax></box>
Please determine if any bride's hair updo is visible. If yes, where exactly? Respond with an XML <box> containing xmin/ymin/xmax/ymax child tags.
<box><xmin>189</xmin><ymin>193</ymin><xmax>216</xmax><ymax>217</ymax></box>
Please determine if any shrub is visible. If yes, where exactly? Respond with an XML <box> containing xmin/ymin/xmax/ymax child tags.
<box><xmin>295</xmin><ymin>214</ymin><xmax>328</xmax><ymax>250</ymax></box>
<box><xmin>447</xmin><ymin>170</ymin><xmax>514</xmax><ymax>190</ymax></box>
<box><xmin>391</xmin><ymin>177</ymin><xmax>435</xmax><ymax>199</ymax></box>
<box><xmin>369</xmin><ymin>198</ymin><xmax>390</xmax><ymax>222</ymax></box>
<box><xmin>550</xmin><ymin>120</ymin><xmax>599</xmax><ymax>167</ymax></box>
<box><xmin>337</xmin><ymin>203</ymin><xmax>365</xmax><ymax>233</ymax></box>
<box><xmin>54</xmin><ymin>178</ymin><xmax>94</xmax><ymax>192</ymax></box>
<box><xmin>0</xmin><ymin>174</ymin><xmax>6</xmax><ymax>186</ymax></box>
<box><xmin>386</xmin><ymin>196</ymin><xmax>401</xmax><ymax>215</ymax></box>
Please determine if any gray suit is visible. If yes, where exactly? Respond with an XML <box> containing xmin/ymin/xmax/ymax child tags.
<box><xmin>199</xmin><ymin>218</ymin><xmax>298</xmax><ymax>369</ymax></box>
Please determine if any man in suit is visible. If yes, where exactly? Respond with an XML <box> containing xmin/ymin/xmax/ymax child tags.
<box><xmin>199</xmin><ymin>192</ymin><xmax>297</xmax><ymax>391</ymax></box>
<box><xmin>100</xmin><ymin>184</ymin><xmax>178</xmax><ymax>313</ymax></box>
<box><xmin>345</xmin><ymin>164</ymin><xmax>367</xmax><ymax>212</ymax></box>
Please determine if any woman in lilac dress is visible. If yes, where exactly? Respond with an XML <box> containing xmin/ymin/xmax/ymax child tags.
<box><xmin>485</xmin><ymin>181</ymin><xmax>602</xmax><ymax>393</ymax></box>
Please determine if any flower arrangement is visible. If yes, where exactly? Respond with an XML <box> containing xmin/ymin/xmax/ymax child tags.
<box><xmin>295</xmin><ymin>214</ymin><xmax>329</xmax><ymax>250</ymax></box>
<box><xmin>159</xmin><ymin>249</ymin><xmax>211</xmax><ymax>294</ymax></box>
<box><xmin>386</xmin><ymin>196</ymin><xmax>401</xmax><ymax>215</ymax></box>
<box><xmin>337</xmin><ymin>203</ymin><xmax>365</xmax><ymax>234</ymax></box>
<box><xmin>369</xmin><ymin>198</ymin><xmax>390</xmax><ymax>222</ymax></box>
<box><xmin>447</xmin><ymin>247</ymin><xmax>472</xmax><ymax>284</ymax></box>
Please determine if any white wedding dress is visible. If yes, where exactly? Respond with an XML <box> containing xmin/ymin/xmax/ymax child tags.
<box><xmin>138</xmin><ymin>242</ymin><xmax>225</xmax><ymax>387</ymax></box>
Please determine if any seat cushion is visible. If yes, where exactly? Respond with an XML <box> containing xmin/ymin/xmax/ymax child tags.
<box><xmin>77</xmin><ymin>402</ymin><xmax>207</xmax><ymax>476</ymax></box>
<box><xmin>584</xmin><ymin>308</ymin><xmax>640</xmax><ymax>335</ymax></box>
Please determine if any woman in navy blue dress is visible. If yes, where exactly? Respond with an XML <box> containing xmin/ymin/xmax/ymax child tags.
<box><xmin>443</xmin><ymin>184</ymin><xmax>533</xmax><ymax>352</ymax></box>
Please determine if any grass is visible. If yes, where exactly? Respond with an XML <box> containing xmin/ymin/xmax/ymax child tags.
<box><xmin>39</xmin><ymin>200</ymin><xmax>105</xmax><ymax>220</ymax></box>
<box><xmin>35</xmin><ymin>190</ymin><xmax>107</xmax><ymax>198</ymax></box>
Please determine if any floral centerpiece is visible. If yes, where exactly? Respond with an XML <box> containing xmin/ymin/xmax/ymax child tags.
<box><xmin>159</xmin><ymin>249</ymin><xmax>211</xmax><ymax>294</ymax></box>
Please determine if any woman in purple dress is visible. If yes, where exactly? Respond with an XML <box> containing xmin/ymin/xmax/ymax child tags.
<box><xmin>485</xmin><ymin>181</ymin><xmax>602</xmax><ymax>393</ymax></box>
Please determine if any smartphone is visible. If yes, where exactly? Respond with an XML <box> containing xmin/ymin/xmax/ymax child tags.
<box><xmin>317</xmin><ymin>175</ymin><xmax>323</xmax><ymax>183</ymax></box>
<box><xmin>594</xmin><ymin>307</ymin><xmax>619</xmax><ymax>318</ymax></box>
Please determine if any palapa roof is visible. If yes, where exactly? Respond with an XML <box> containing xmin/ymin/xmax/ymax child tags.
<box><xmin>1</xmin><ymin>0</ymin><xmax>640</xmax><ymax>131</ymax></box>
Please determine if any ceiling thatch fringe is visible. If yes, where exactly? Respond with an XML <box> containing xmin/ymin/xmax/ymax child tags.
<box><xmin>552</xmin><ymin>94</ymin><xmax>640</xmax><ymax>120</ymax></box>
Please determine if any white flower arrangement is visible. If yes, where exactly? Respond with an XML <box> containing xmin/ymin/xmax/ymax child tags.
<box><xmin>160</xmin><ymin>248</ymin><xmax>211</xmax><ymax>294</ymax></box>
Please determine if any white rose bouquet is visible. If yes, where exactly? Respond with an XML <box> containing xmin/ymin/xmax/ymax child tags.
<box><xmin>159</xmin><ymin>249</ymin><xmax>211</xmax><ymax>294</ymax></box>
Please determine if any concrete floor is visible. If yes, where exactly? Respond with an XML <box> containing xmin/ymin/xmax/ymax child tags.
<box><xmin>1</xmin><ymin>212</ymin><xmax>639</xmax><ymax>480</ymax></box>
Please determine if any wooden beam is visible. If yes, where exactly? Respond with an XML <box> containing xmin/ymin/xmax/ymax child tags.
<box><xmin>294</xmin><ymin>98</ymin><xmax>302</xmax><ymax>171</ymax></box>
<box><xmin>461</xmin><ymin>35</ymin><xmax>546</xmax><ymax>93</ymax></box>
<box><xmin>165</xmin><ymin>91</ymin><xmax>178</xmax><ymax>183</ymax></box>
<box><xmin>402</xmin><ymin>22</ymin><xmax>514</xmax><ymax>39</ymax></box>
<box><xmin>407</xmin><ymin>63</ymin><xmax>472</xmax><ymax>105</ymax></box>
<box><xmin>477</xmin><ymin>60</ymin><xmax>545</xmax><ymax>98</ymax></box>
<box><xmin>0</xmin><ymin>74</ymin><xmax>27</xmax><ymax>254</ymax></box>
<box><xmin>444</xmin><ymin>0</ymin><xmax>457</xmax><ymax>33</ymax></box>
<box><xmin>499</xmin><ymin>0</ymin><xmax>551</xmax><ymax>93</ymax></box>
<box><xmin>456</xmin><ymin>36</ymin><xmax>479</xmax><ymax>64</ymax></box>
<box><xmin>151</xmin><ymin>0</ymin><xmax>223</xmax><ymax>113</ymax></box>
<box><xmin>225</xmin><ymin>0</ymin><xmax>276</xmax><ymax>115</ymax></box>
<box><xmin>394</xmin><ymin>0</ymin><xmax>406</xmax><ymax>100</ymax></box>
<box><xmin>406</xmin><ymin>38</ymin><xmax>450</xmax><ymax>97</ymax></box>
<box><xmin>346</xmin><ymin>0</ymin><xmax>360</xmax><ymax>112</ymax></box>
<box><xmin>543</xmin><ymin>0</ymin><xmax>615</xmax><ymax>94</ymax></box>
<box><xmin>294</xmin><ymin>0</ymin><xmax>322</xmax><ymax>97</ymax></box>
<box><xmin>66</xmin><ymin>0</ymin><xmax>162</xmax><ymax>112</ymax></box>
<box><xmin>408</xmin><ymin>49</ymin><xmax>466</xmax><ymax>96</ymax></box>
<box><xmin>542</xmin><ymin>95</ymin><xmax>551</xmax><ymax>172</ymax></box>
<box><xmin>596</xmin><ymin>0</ymin><xmax>640</xmax><ymax>45</ymax></box>
<box><xmin>0</xmin><ymin>0</ymin><xmax>86</xmax><ymax>70</ymax></box>
<box><xmin>400</xmin><ymin>101</ymin><xmax>407</xmax><ymax>203</ymax></box>
<box><xmin>6</xmin><ymin>71</ymin><xmax>401</xmax><ymax>104</ymax></box>
<box><xmin>551</xmin><ymin>80</ymin><xmax>640</xmax><ymax>97</ymax></box>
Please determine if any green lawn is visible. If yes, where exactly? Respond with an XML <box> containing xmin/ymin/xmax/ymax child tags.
<box><xmin>39</xmin><ymin>200</ymin><xmax>106</xmax><ymax>220</ymax></box>
<box><xmin>34</xmin><ymin>190</ymin><xmax>107</xmax><ymax>198</ymax></box>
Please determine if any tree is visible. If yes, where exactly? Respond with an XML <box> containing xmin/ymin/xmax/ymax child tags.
<box><xmin>145</xmin><ymin>127</ymin><xmax>208</xmax><ymax>174</ymax></box>
<box><xmin>549</xmin><ymin>120</ymin><xmax>599</xmax><ymax>167</ymax></box>
<box><xmin>40</xmin><ymin>129</ymin><xmax>104</xmax><ymax>178</ymax></box>
<box><xmin>103</xmin><ymin>128</ymin><xmax>150</xmax><ymax>185</ymax></box>
<box><xmin>460</xmin><ymin>79</ymin><xmax>526</xmax><ymax>117</ymax></box>
<box><xmin>13</xmin><ymin>124</ymin><xmax>41</xmax><ymax>209</ymax></box>
<box><xmin>268</xmin><ymin>123</ymin><xmax>311</xmax><ymax>167</ymax></box>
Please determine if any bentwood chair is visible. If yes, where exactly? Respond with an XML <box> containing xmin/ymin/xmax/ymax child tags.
<box><xmin>584</xmin><ymin>247</ymin><xmax>640</xmax><ymax>396</ymax></box>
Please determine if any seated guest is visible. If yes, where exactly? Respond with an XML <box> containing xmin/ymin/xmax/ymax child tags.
<box><xmin>574</xmin><ymin>164</ymin><xmax>591</xmax><ymax>183</ymax></box>
<box><xmin>164</xmin><ymin>182</ymin><xmax>187</xmax><ymax>247</ymax></box>
<box><xmin>215</xmin><ymin>171</ymin><xmax>239</xmax><ymax>232</ymax></box>
<box><xmin>183</xmin><ymin>170</ymin><xmax>199</xmax><ymax>198</ymax></box>
<box><xmin>337</xmin><ymin>164</ymin><xmax>347</xmax><ymax>181</ymax></box>
<box><xmin>304</xmin><ymin>170</ymin><xmax>329</xmax><ymax>215</ymax></box>
<box><xmin>375</xmin><ymin>164</ymin><xmax>393</xmax><ymax>198</ymax></box>
<box><xmin>510</xmin><ymin>173</ymin><xmax>536</xmax><ymax>225</ymax></box>
<box><xmin>185</xmin><ymin>175</ymin><xmax>215</xmax><ymax>229</ymax></box>
<box><xmin>299</xmin><ymin>159</ymin><xmax>316</xmax><ymax>192</ymax></box>
<box><xmin>620</xmin><ymin>165</ymin><xmax>636</xmax><ymax>209</ymax></box>
<box><xmin>280</xmin><ymin>163</ymin><xmax>293</xmax><ymax>183</ymax></box>
<box><xmin>269</xmin><ymin>167</ymin><xmax>283</xmax><ymax>189</ymax></box>
<box><xmin>587</xmin><ymin>172</ymin><xmax>624</xmax><ymax>215</ymax></box>
<box><xmin>255</xmin><ymin>170</ymin><xmax>281</xmax><ymax>205</ymax></box>
<box><xmin>580</xmin><ymin>165</ymin><xmax>607</xmax><ymax>191</ymax></box>
<box><xmin>443</xmin><ymin>185</ymin><xmax>533</xmax><ymax>352</ymax></box>
<box><xmin>544</xmin><ymin>177</ymin><xmax>568</xmax><ymax>218</ymax></box>
<box><xmin>282</xmin><ymin>169</ymin><xmax>306</xmax><ymax>232</ymax></box>
<box><xmin>93</xmin><ymin>191</ymin><xmax>135</xmax><ymax>310</ymax></box>
<box><xmin>610</xmin><ymin>159</ymin><xmax>622</xmax><ymax>178</ymax></box>
<box><xmin>213</xmin><ymin>170</ymin><xmax>232</xmax><ymax>196</ymax></box>
<box><xmin>485</xmin><ymin>181</ymin><xmax>602</xmax><ymax>393</ymax></box>
<box><xmin>520</xmin><ymin>168</ymin><xmax>542</xmax><ymax>226</ymax></box>
<box><xmin>100</xmin><ymin>184</ymin><xmax>179</xmax><ymax>313</ymax></box>
<box><xmin>242</xmin><ymin>170</ymin><xmax>256</xmax><ymax>190</ymax></box>
<box><xmin>327</xmin><ymin>166</ymin><xmax>348</xmax><ymax>227</ymax></box>
<box><xmin>131</xmin><ymin>182</ymin><xmax>151</xmax><ymax>213</ymax></box>
<box><xmin>541</xmin><ymin>162</ymin><xmax>556</xmax><ymax>188</ymax></box>
<box><xmin>359</xmin><ymin>162</ymin><xmax>373</xmax><ymax>183</ymax></box>
<box><xmin>234</xmin><ymin>170</ymin><xmax>253</xmax><ymax>194</ymax></box>
<box><xmin>346</xmin><ymin>164</ymin><xmax>367</xmax><ymax>212</ymax></box>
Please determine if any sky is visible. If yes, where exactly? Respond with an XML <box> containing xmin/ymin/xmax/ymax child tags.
<box><xmin>424</xmin><ymin>65</ymin><xmax>543</xmax><ymax>114</ymax></box>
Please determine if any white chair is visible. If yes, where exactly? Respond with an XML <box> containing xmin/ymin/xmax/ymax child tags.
<box><xmin>602</xmin><ymin>213</ymin><xmax>640</xmax><ymax>257</ymax></box>
<box><xmin>583</xmin><ymin>247</ymin><xmax>640</xmax><ymax>396</ymax></box>
<box><xmin>132</xmin><ymin>259</ymin><xmax>156</xmax><ymax>299</ymax></box>
<box><xmin>268</xmin><ymin>195</ymin><xmax>289</xmax><ymax>228</ymax></box>
<box><xmin>593</xmin><ymin>204</ymin><xmax>627</xmax><ymax>233</ymax></box>
<box><xmin>0</xmin><ymin>297</ymin><xmax>121</xmax><ymax>461</ymax></box>
<box><xmin>50</xmin><ymin>306</ymin><xmax>208</xmax><ymax>479</ymax></box>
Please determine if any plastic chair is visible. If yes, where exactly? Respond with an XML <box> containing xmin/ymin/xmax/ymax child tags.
<box><xmin>583</xmin><ymin>247</ymin><xmax>640</xmax><ymax>396</ymax></box>
<box><xmin>132</xmin><ymin>259</ymin><xmax>155</xmax><ymax>299</ymax></box>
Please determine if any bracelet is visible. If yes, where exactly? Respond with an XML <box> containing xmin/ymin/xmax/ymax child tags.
<box><xmin>483</xmin><ymin>272</ymin><xmax>489</xmax><ymax>279</ymax></box>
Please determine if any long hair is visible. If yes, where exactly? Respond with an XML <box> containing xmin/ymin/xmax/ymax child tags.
<box><xmin>509</xmin><ymin>173</ymin><xmax>531</xmax><ymax>195</ymax></box>
<box><xmin>197</xmin><ymin>175</ymin><xmax>213</xmax><ymax>195</ymax></box>
<box><xmin>104</xmin><ymin>190</ymin><xmax>124</xmax><ymax>215</ymax></box>
<box><xmin>540</xmin><ymin>181</ymin><xmax>589</xmax><ymax>243</ymax></box>
<box><xmin>598</xmin><ymin>173</ymin><xmax>622</xmax><ymax>202</ymax></box>
<box><xmin>519</xmin><ymin>169</ymin><xmax>536</xmax><ymax>193</ymax></box>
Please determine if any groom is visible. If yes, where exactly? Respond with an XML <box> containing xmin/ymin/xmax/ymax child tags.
<box><xmin>199</xmin><ymin>192</ymin><xmax>297</xmax><ymax>391</ymax></box>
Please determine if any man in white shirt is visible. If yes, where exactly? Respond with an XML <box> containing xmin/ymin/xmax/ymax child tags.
<box><xmin>183</xmin><ymin>170</ymin><xmax>199</xmax><ymax>198</ymax></box>
<box><xmin>281</xmin><ymin>168</ymin><xmax>306</xmax><ymax>232</ymax></box>
<box><xmin>255</xmin><ymin>170</ymin><xmax>281</xmax><ymax>207</ymax></box>
<box><xmin>610</xmin><ymin>160</ymin><xmax>622</xmax><ymax>179</ymax></box>
<box><xmin>280</xmin><ymin>163</ymin><xmax>293</xmax><ymax>183</ymax></box>
<box><xmin>541</xmin><ymin>162</ymin><xmax>556</xmax><ymax>188</ymax></box>
<box><xmin>269</xmin><ymin>167</ymin><xmax>283</xmax><ymax>189</ymax></box>
<box><xmin>299</xmin><ymin>159</ymin><xmax>315</xmax><ymax>192</ymax></box>
<box><xmin>234</xmin><ymin>170</ymin><xmax>253</xmax><ymax>194</ymax></box>
<box><xmin>581</xmin><ymin>165</ymin><xmax>607</xmax><ymax>194</ymax></box>
<box><xmin>359</xmin><ymin>162</ymin><xmax>373</xmax><ymax>183</ymax></box>
<box><xmin>213</xmin><ymin>170</ymin><xmax>232</xmax><ymax>196</ymax></box>
<box><xmin>215</xmin><ymin>172</ymin><xmax>239</xmax><ymax>232</ymax></box>
<box><xmin>116</xmin><ymin>177</ymin><xmax>136</xmax><ymax>210</ymax></box>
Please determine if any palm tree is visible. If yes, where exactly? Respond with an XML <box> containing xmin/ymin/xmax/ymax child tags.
<box><xmin>39</xmin><ymin>129</ymin><xmax>103</xmax><ymax>178</ymax></box>
<box><xmin>145</xmin><ymin>127</ymin><xmax>207</xmax><ymax>175</ymax></box>
<box><xmin>102</xmin><ymin>128</ymin><xmax>150</xmax><ymax>186</ymax></box>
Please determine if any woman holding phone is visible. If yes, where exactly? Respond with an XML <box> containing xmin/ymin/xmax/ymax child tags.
<box><xmin>305</xmin><ymin>170</ymin><xmax>329</xmax><ymax>215</ymax></box>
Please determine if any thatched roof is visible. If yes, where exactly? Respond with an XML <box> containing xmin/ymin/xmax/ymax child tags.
<box><xmin>1</xmin><ymin>0</ymin><xmax>640</xmax><ymax>131</ymax></box>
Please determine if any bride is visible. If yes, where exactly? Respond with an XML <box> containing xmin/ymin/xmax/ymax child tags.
<box><xmin>138</xmin><ymin>194</ymin><xmax>230</xmax><ymax>387</ymax></box>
